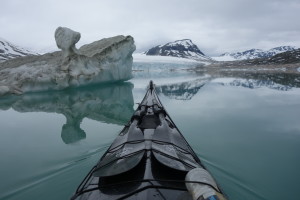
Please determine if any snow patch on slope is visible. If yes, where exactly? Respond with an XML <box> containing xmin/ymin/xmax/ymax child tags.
<box><xmin>0</xmin><ymin>37</ymin><xmax>38</xmax><ymax>62</ymax></box>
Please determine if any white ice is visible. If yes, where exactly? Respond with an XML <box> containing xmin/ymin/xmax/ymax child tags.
<box><xmin>133</xmin><ymin>53</ymin><xmax>199</xmax><ymax>64</ymax></box>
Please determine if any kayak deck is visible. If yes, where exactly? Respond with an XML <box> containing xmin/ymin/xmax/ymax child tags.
<box><xmin>71</xmin><ymin>81</ymin><xmax>218</xmax><ymax>200</ymax></box>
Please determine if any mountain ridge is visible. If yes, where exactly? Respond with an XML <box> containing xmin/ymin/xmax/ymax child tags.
<box><xmin>144</xmin><ymin>39</ymin><xmax>211</xmax><ymax>61</ymax></box>
<box><xmin>215</xmin><ymin>46</ymin><xmax>296</xmax><ymax>61</ymax></box>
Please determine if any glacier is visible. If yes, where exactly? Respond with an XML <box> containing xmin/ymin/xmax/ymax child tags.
<box><xmin>0</xmin><ymin>27</ymin><xmax>136</xmax><ymax>96</ymax></box>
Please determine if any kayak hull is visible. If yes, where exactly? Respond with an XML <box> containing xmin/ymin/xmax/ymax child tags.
<box><xmin>71</xmin><ymin>81</ymin><xmax>211</xmax><ymax>200</ymax></box>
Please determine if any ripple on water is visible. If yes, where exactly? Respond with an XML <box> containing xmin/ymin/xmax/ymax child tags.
<box><xmin>1</xmin><ymin>144</ymin><xmax>110</xmax><ymax>200</ymax></box>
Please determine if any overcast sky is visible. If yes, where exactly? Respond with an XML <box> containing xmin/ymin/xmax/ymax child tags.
<box><xmin>1</xmin><ymin>0</ymin><xmax>300</xmax><ymax>56</ymax></box>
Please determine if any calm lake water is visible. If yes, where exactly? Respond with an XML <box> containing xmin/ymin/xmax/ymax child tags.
<box><xmin>0</xmin><ymin>66</ymin><xmax>300</xmax><ymax>200</ymax></box>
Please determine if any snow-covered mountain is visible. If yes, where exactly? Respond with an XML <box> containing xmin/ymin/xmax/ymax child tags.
<box><xmin>144</xmin><ymin>39</ymin><xmax>211</xmax><ymax>61</ymax></box>
<box><xmin>214</xmin><ymin>46</ymin><xmax>296</xmax><ymax>61</ymax></box>
<box><xmin>215</xmin><ymin>47</ymin><xmax>300</xmax><ymax>66</ymax></box>
<box><xmin>267</xmin><ymin>46</ymin><xmax>296</xmax><ymax>56</ymax></box>
<box><xmin>0</xmin><ymin>37</ymin><xmax>38</xmax><ymax>62</ymax></box>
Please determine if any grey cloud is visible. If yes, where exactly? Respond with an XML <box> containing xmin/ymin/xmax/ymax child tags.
<box><xmin>1</xmin><ymin>0</ymin><xmax>299</xmax><ymax>56</ymax></box>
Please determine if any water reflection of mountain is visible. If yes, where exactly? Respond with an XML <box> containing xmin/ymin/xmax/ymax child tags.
<box><xmin>208</xmin><ymin>72</ymin><xmax>300</xmax><ymax>91</ymax></box>
<box><xmin>200</xmin><ymin>70</ymin><xmax>300</xmax><ymax>89</ymax></box>
<box><xmin>155</xmin><ymin>78</ymin><xmax>210</xmax><ymax>100</ymax></box>
<box><xmin>216</xmin><ymin>79</ymin><xmax>293</xmax><ymax>91</ymax></box>
<box><xmin>0</xmin><ymin>83</ymin><xmax>134</xmax><ymax>144</ymax></box>
<box><xmin>154</xmin><ymin>72</ymin><xmax>299</xmax><ymax>101</ymax></box>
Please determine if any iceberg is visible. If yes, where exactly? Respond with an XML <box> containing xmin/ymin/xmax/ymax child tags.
<box><xmin>0</xmin><ymin>27</ymin><xmax>136</xmax><ymax>96</ymax></box>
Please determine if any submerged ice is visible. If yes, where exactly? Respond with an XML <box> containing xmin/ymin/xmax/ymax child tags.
<box><xmin>0</xmin><ymin>27</ymin><xmax>136</xmax><ymax>96</ymax></box>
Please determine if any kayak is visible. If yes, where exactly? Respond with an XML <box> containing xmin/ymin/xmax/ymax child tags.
<box><xmin>71</xmin><ymin>81</ymin><xmax>225</xmax><ymax>200</ymax></box>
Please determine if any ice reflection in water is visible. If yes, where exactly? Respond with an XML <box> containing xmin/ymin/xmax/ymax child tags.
<box><xmin>0</xmin><ymin>82</ymin><xmax>134</xmax><ymax>144</ymax></box>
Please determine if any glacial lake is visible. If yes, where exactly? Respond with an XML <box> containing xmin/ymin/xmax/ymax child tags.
<box><xmin>0</xmin><ymin>65</ymin><xmax>300</xmax><ymax>200</ymax></box>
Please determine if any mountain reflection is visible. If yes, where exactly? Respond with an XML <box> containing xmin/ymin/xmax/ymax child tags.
<box><xmin>199</xmin><ymin>70</ymin><xmax>300</xmax><ymax>89</ymax></box>
<box><xmin>155</xmin><ymin>77</ymin><xmax>211</xmax><ymax>100</ymax></box>
<box><xmin>0</xmin><ymin>82</ymin><xmax>134</xmax><ymax>144</ymax></box>
<box><xmin>154</xmin><ymin>72</ymin><xmax>299</xmax><ymax>101</ymax></box>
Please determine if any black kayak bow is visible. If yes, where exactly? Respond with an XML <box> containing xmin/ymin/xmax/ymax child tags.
<box><xmin>71</xmin><ymin>81</ymin><xmax>226</xmax><ymax>200</ymax></box>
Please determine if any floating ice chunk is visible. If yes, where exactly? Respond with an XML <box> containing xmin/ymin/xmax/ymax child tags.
<box><xmin>0</xmin><ymin>27</ymin><xmax>136</xmax><ymax>96</ymax></box>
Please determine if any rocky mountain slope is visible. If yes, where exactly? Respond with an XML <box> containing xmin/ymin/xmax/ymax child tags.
<box><xmin>215</xmin><ymin>46</ymin><xmax>296</xmax><ymax>61</ymax></box>
<box><xmin>145</xmin><ymin>39</ymin><xmax>211</xmax><ymax>61</ymax></box>
<box><xmin>267</xmin><ymin>48</ymin><xmax>300</xmax><ymax>64</ymax></box>
<box><xmin>231</xmin><ymin>48</ymin><xmax>300</xmax><ymax>66</ymax></box>
<box><xmin>0</xmin><ymin>37</ymin><xmax>38</xmax><ymax>62</ymax></box>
